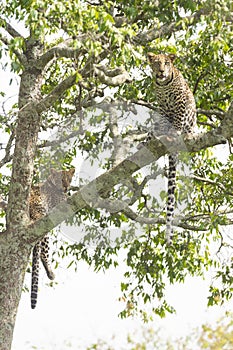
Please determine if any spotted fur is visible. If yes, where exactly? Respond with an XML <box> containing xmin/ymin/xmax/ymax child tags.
<box><xmin>30</xmin><ymin>168</ymin><xmax>75</xmax><ymax>309</ymax></box>
<box><xmin>148</xmin><ymin>53</ymin><xmax>196</xmax><ymax>243</ymax></box>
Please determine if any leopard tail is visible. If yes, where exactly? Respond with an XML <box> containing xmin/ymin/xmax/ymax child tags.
<box><xmin>40</xmin><ymin>235</ymin><xmax>55</xmax><ymax>280</ymax></box>
<box><xmin>166</xmin><ymin>153</ymin><xmax>177</xmax><ymax>243</ymax></box>
<box><xmin>31</xmin><ymin>243</ymin><xmax>40</xmax><ymax>309</ymax></box>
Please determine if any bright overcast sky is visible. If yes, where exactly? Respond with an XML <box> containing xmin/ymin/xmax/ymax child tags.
<box><xmin>11</xmin><ymin>252</ymin><xmax>232</xmax><ymax>349</ymax></box>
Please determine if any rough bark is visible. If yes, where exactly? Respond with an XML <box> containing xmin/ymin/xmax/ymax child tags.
<box><xmin>0</xmin><ymin>233</ymin><xmax>31</xmax><ymax>350</ymax></box>
<box><xmin>0</xmin><ymin>36</ymin><xmax>85</xmax><ymax>349</ymax></box>
<box><xmin>0</xmin><ymin>38</ymin><xmax>44</xmax><ymax>350</ymax></box>
<box><xmin>0</xmin><ymin>25</ymin><xmax>91</xmax><ymax>345</ymax></box>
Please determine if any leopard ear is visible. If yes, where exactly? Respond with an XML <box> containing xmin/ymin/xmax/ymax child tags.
<box><xmin>68</xmin><ymin>168</ymin><xmax>75</xmax><ymax>176</ymax></box>
<box><xmin>168</xmin><ymin>54</ymin><xmax>176</xmax><ymax>62</ymax></box>
<box><xmin>147</xmin><ymin>52</ymin><xmax>156</xmax><ymax>62</ymax></box>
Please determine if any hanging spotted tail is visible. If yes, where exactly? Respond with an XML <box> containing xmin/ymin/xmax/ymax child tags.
<box><xmin>31</xmin><ymin>243</ymin><xmax>40</xmax><ymax>309</ymax></box>
<box><xmin>166</xmin><ymin>153</ymin><xmax>178</xmax><ymax>244</ymax></box>
<box><xmin>40</xmin><ymin>235</ymin><xmax>55</xmax><ymax>280</ymax></box>
<box><xmin>31</xmin><ymin>236</ymin><xmax>55</xmax><ymax>309</ymax></box>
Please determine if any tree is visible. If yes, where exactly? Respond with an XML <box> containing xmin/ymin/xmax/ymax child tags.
<box><xmin>0</xmin><ymin>0</ymin><xmax>232</xmax><ymax>349</ymax></box>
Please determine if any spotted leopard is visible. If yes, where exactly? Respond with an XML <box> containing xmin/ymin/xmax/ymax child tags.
<box><xmin>147</xmin><ymin>52</ymin><xmax>196</xmax><ymax>243</ymax></box>
<box><xmin>30</xmin><ymin>167</ymin><xmax>75</xmax><ymax>309</ymax></box>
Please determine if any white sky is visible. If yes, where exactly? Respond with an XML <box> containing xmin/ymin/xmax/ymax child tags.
<box><xmin>12</xmin><ymin>255</ymin><xmax>233</xmax><ymax>350</ymax></box>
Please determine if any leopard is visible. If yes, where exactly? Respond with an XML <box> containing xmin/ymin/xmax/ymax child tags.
<box><xmin>30</xmin><ymin>167</ymin><xmax>75</xmax><ymax>309</ymax></box>
<box><xmin>147</xmin><ymin>52</ymin><xmax>196</xmax><ymax>243</ymax></box>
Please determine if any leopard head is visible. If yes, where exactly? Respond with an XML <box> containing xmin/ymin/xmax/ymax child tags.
<box><xmin>147</xmin><ymin>53</ymin><xmax>176</xmax><ymax>84</ymax></box>
<box><xmin>49</xmin><ymin>168</ymin><xmax>75</xmax><ymax>193</ymax></box>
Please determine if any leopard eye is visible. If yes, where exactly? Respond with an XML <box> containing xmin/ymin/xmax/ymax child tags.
<box><xmin>165</xmin><ymin>61</ymin><xmax>170</xmax><ymax>65</ymax></box>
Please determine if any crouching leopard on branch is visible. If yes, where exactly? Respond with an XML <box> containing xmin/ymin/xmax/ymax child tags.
<box><xmin>30</xmin><ymin>167</ymin><xmax>75</xmax><ymax>309</ymax></box>
<box><xmin>147</xmin><ymin>52</ymin><xmax>196</xmax><ymax>243</ymax></box>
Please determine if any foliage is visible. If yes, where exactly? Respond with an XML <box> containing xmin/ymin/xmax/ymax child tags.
<box><xmin>0</xmin><ymin>0</ymin><xmax>233</xmax><ymax>322</ymax></box>
<box><xmin>198</xmin><ymin>312</ymin><xmax>233</xmax><ymax>350</ymax></box>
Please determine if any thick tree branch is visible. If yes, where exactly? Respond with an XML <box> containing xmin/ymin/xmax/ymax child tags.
<box><xmin>95</xmin><ymin>197</ymin><xmax>164</xmax><ymax>223</ymax></box>
<box><xmin>191</xmin><ymin>174</ymin><xmax>233</xmax><ymax>195</ymax></box>
<box><xmin>7</xmin><ymin>100</ymin><xmax>232</xmax><ymax>240</ymax></box>
<box><xmin>217</xmin><ymin>101</ymin><xmax>233</xmax><ymax>138</ymax></box>
<box><xmin>37</xmin><ymin>129</ymin><xmax>84</xmax><ymax>148</ymax></box>
<box><xmin>197</xmin><ymin>108</ymin><xmax>225</xmax><ymax>120</ymax></box>
<box><xmin>127</xmin><ymin>171</ymin><xmax>164</xmax><ymax>206</ymax></box>
<box><xmin>35</xmin><ymin>74</ymin><xmax>78</xmax><ymax>113</ymax></box>
<box><xmin>36</xmin><ymin>65</ymin><xmax>132</xmax><ymax>115</ymax></box>
<box><xmin>123</xmin><ymin>99</ymin><xmax>227</xmax><ymax>121</ymax></box>
<box><xmin>36</xmin><ymin>46</ymin><xmax>87</xmax><ymax>70</ymax></box>
<box><xmin>24</xmin><ymin>113</ymin><xmax>232</xmax><ymax>243</ymax></box>
<box><xmin>0</xmin><ymin>34</ymin><xmax>10</xmax><ymax>47</ymax></box>
<box><xmin>134</xmin><ymin>7</ymin><xmax>211</xmax><ymax>44</ymax></box>
<box><xmin>2</xmin><ymin>21</ymin><xmax>23</xmax><ymax>38</ymax></box>
<box><xmin>8</xmin><ymin>100</ymin><xmax>232</xmax><ymax>241</ymax></box>
<box><xmin>93</xmin><ymin>198</ymin><xmax>206</xmax><ymax>231</ymax></box>
<box><xmin>0</xmin><ymin>20</ymin><xmax>26</xmax><ymax>64</ymax></box>
<box><xmin>0</xmin><ymin>33</ymin><xmax>26</xmax><ymax>65</ymax></box>
<box><xmin>94</xmin><ymin>65</ymin><xmax>132</xmax><ymax>86</ymax></box>
<box><xmin>36</xmin><ymin>32</ymin><xmax>105</xmax><ymax>70</ymax></box>
<box><xmin>124</xmin><ymin>98</ymin><xmax>159</xmax><ymax>111</ymax></box>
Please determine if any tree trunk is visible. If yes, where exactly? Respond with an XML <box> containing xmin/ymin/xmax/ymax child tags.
<box><xmin>0</xmin><ymin>231</ymin><xmax>31</xmax><ymax>350</ymax></box>
<box><xmin>0</xmin><ymin>38</ymin><xmax>44</xmax><ymax>350</ymax></box>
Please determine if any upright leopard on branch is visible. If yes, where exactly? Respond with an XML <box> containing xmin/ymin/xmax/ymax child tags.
<box><xmin>147</xmin><ymin>52</ymin><xmax>196</xmax><ymax>243</ymax></box>
<box><xmin>30</xmin><ymin>167</ymin><xmax>75</xmax><ymax>309</ymax></box>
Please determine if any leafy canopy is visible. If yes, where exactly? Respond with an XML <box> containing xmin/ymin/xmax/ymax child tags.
<box><xmin>0</xmin><ymin>0</ymin><xmax>233</xmax><ymax>319</ymax></box>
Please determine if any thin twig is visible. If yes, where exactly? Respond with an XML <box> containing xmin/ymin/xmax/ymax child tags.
<box><xmin>0</xmin><ymin>130</ymin><xmax>15</xmax><ymax>167</ymax></box>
